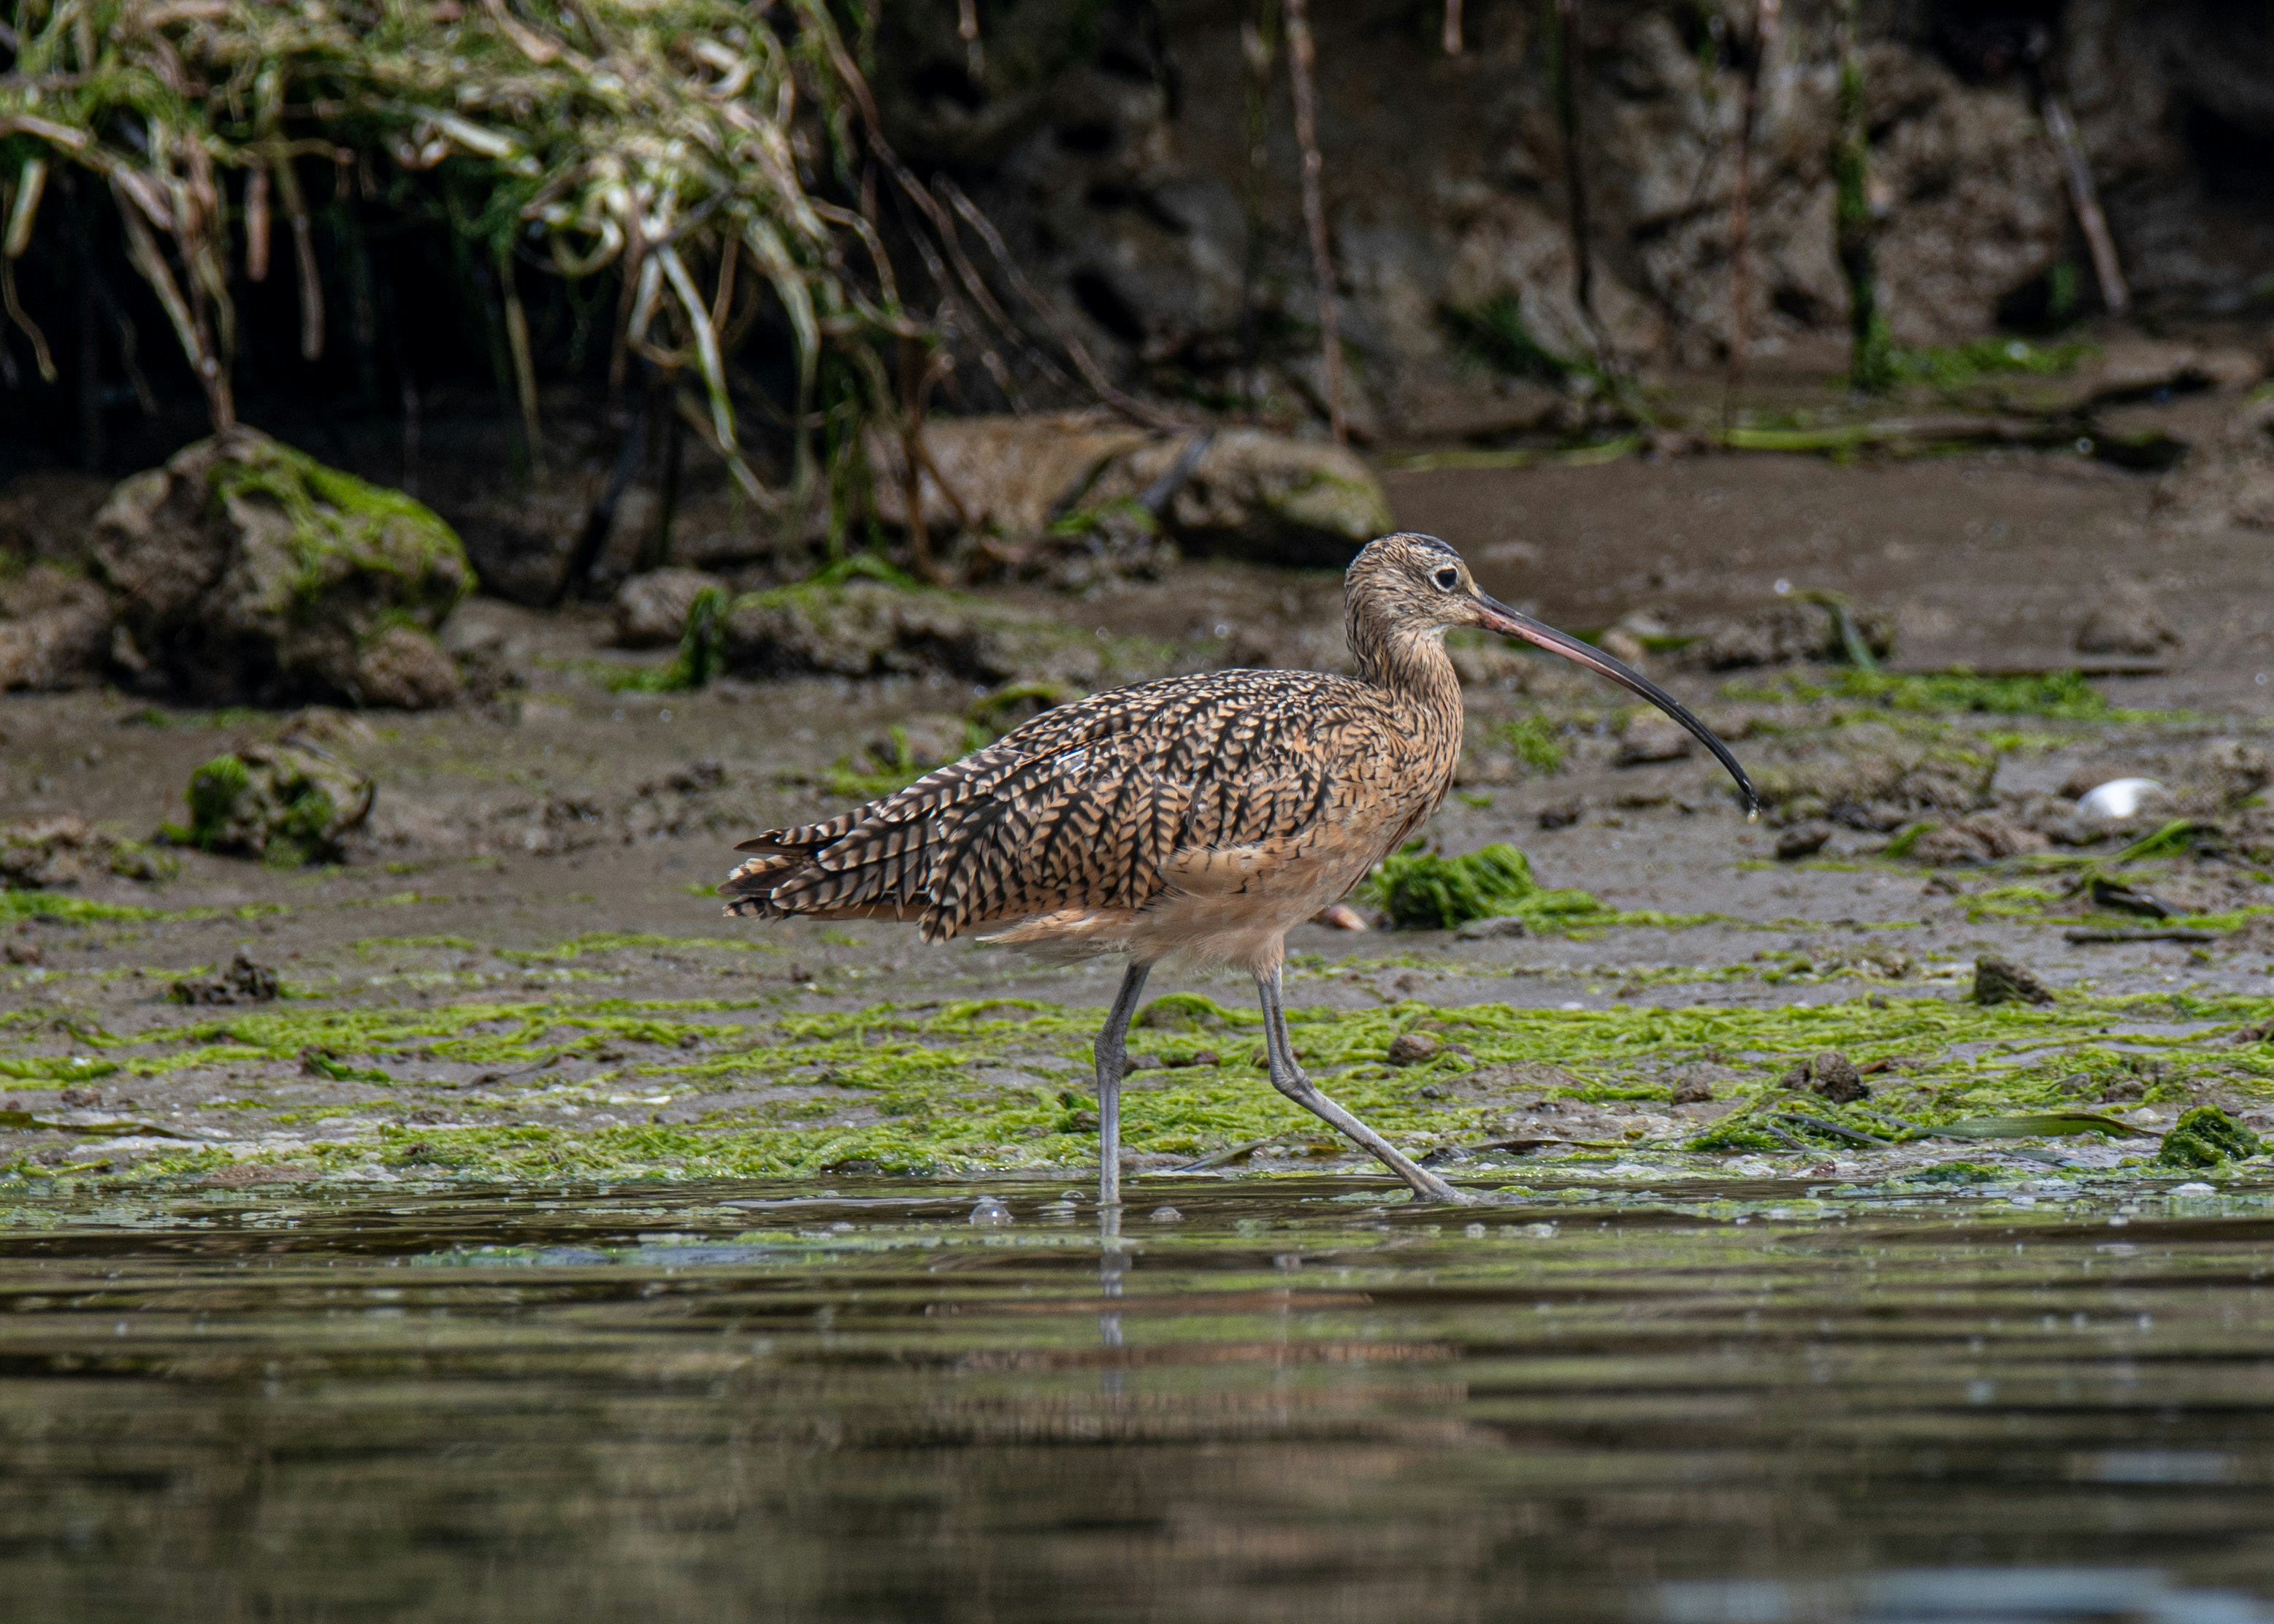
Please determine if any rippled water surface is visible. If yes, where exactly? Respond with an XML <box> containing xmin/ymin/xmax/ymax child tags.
<box><xmin>7</xmin><ymin>1176</ymin><xmax>2274</xmax><ymax>1622</ymax></box>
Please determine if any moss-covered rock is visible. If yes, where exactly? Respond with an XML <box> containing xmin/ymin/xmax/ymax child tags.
<box><xmin>175</xmin><ymin>742</ymin><xmax>375</xmax><ymax>865</ymax></box>
<box><xmin>91</xmin><ymin>430</ymin><xmax>472</xmax><ymax>708</ymax></box>
<box><xmin>0</xmin><ymin>816</ymin><xmax>174</xmax><ymax>889</ymax></box>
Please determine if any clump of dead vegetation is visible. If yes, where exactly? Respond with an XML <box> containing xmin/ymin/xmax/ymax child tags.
<box><xmin>0</xmin><ymin>0</ymin><xmax>941</xmax><ymax>505</ymax></box>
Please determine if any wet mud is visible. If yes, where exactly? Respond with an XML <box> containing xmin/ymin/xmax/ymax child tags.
<box><xmin>2</xmin><ymin>445</ymin><xmax>2273</xmax><ymax>1200</ymax></box>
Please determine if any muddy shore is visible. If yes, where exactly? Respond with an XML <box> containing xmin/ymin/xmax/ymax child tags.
<box><xmin>4</xmin><ymin>437</ymin><xmax>2273</xmax><ymax>1198</ymax></box>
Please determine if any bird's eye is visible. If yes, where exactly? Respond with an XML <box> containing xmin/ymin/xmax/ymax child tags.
<box><xmin>1431</xmin><ymin>565</ymin><xmax>1460</xmax><ymax>591</ymax></box>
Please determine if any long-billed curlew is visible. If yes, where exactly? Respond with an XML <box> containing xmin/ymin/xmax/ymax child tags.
<box><xmin>723</xmin><ymin>533</ymin><xmax>1756</xmax><ymax>1205</ymax></box>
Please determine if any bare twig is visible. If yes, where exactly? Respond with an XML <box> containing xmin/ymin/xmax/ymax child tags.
<box><xmin>497</xmin><ymin>240</ymin><xmax>543</xmax><ymax>470</ymax></box>
<box><xmin>271</xmin><ymin>155</ymin><xmax>322</xmax><ymax>361</ymax></box>
<box><xmin>1281</xmin><ymin>0</ymin><xmax>1346</xmax><ymax>443</ymax></box>
<box><xmin>2040</xmin><ymin>83</ymin><xmax>2128</xmax><ymax>316</ymax></box>
<box><xmin>1442</xmin><ymin>0</ymin><xmax>1463</xmax><ymax>55</ymax></box>
<box><xmin>243</xmin><ymin>163</ymin><xmax>270</xmax><ymax>280</ymax></box>
<box><xmin>0</xmin><ymin>253</ymin><xmax>55</xmax><ymax>383</ymax></box>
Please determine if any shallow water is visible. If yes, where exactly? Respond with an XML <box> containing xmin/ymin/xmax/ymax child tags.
<box><xmin>7</xmin><ymin>1176</ymin><xmax>2274</xmax><ymax>1622</ymax></box>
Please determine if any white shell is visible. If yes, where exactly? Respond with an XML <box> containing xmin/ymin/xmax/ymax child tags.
<box><xmin>2075</xmin><ymin>777</ymin><xmax>2170</xmax><ymax>820</ymax></box>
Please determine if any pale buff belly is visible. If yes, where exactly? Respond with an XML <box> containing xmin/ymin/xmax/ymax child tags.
<box><xmin>979</xmin><ymin>816</ymin><xmax>1396</xmax><ymax>976</ymax></box>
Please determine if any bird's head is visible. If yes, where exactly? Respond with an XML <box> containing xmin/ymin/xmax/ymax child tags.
<box><xmin>1345</xmin><ymin>532</ymin><xmax>1758</xmax><ymax>816</ymax></box>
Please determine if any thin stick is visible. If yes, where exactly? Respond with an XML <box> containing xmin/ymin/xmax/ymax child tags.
<box><xmin>1442</xmin><ymin>0</ymin><xmax>1462</xmax><ymax>55</ymax></box>
<box><xmin>4</xmin><ymin>156</ymin><xmax>45</xmax><ymax>258</ymax></box>
<box><xmin>1281</xmin><ymin>0</ymin><xmax>1346</xmax><ymax>444</ymax></box>
<box><xmin>118</xmin><ymin>194</ymin><xmax>232</xmax><ymax>429</ymax></box>
<box><xmin>2040</xmin><ymin>83</ymin><xmax>2128</xmax><ymax>316</ymax></box>
<box><xmin>271</xmin><ymin>156</ymin><xmax>323</xmax><ymax>361</ymax></box>
<box><xmin>956</xmin><ymin>0</ymin><xmax>981</xmax><ymax>74</ymax></box>
<box><xmin>244</xmin><ymin>163</ymin><xmax>270</xmax><ymax>280</ymax></box>
<box><xmin>0</xmin><ymin>254</ymin><xmax>54</xmax><ymax>382</ymax></box>
<box><xmin>497</xmin><ymin>240</ymin><xmax>543</xmax><ymax>470</ymax></box>
<box><xmin>1724</xmin><ymin>0</ymin><xmax>1778</xmax><ymax>421</ymax></box>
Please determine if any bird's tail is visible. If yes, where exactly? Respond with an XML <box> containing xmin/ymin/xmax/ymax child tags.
<box><xmin>718</xmin><ymin>848</ymin><xmax>804</xmax><ymax>919</ymax></box>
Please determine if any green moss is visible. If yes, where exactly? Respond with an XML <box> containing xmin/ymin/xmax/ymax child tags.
<box><xmin>11</xmin><ymin>983</ymin><xmax>2274</xmax><ymax>1187</ymax></box>
<box><xmin>205</xmin><ymin>436</ymin><xmax>470</xmax><ymax>618</ymax></box>
<box><xmin>0</xmin><ymin>892</ymin><xmax>175</xmax><ymax>923</ymax></box>
<box><xmin>184</xmin><ymin>754</ymin><xmax>250</xmax><ymax>850</ymax></box>
<box><xmin>2158</xmin><ymin>1106</ymin><xmax>2262</xmax><ymax>1168</ymax></box>
<box><xmin>1729</xmin><ymin>667</ymin><xmax>2118</xmax><ymax>719</ymax></box>
<box><xmin>1498</xmin><ymin>717</ymin><xmax>1566</xmax><ymax>775</ymax></box>
<box><xmin>1892</xmin><ymin>337</ymin><xmax>2095</xmax><ymax>390</ymax></box>
<box><xmin>1366</xmin><ymin>843</ymin><xmax>1612</xmax><ymax>931</ymax></box>
<box><xmin>1439</xmin><ymin>292</ymin><xmax>1578</xmax><ymax>385</ymax></box>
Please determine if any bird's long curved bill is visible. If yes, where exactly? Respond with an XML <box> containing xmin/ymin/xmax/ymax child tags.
<box><xmin>1476</xmin><ymin>594</ymin><xmax>1759</xmax><ymax>817</ymax></box>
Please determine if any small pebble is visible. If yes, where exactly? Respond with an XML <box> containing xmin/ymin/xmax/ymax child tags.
<box><xmin>1386</xmin><ymin>1033</ymin><xmax>1442</xmax><ymax>1066</ymax></box>
<box><xmin>1463</xmin><ymin>1222</ymin><xmax>1487</xmax><ymax>1239</ymax></box>
<box><xmin>1148</xmin><ymin>1206</ymin><xmax>1184</xmax><ymax>1224</ymax></box>
<box><xmin>2169</xmin><ymin>1182</ymin><xmax>2216</xmax><ymax>1197</ymax></box>
<box><xmin>968</xmin><ymin>1198</ymin><xmax>1013</xmax><ymax>1225</ymax></box>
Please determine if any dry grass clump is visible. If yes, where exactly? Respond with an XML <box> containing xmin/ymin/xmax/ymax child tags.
<box><xmin>0</xmin><ymin>0</ymin><xmax>921</xmax><ymax>499</ymax></box>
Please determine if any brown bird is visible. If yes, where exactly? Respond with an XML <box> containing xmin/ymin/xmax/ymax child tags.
<box><xmin>723</xmin><ymin>532</ymin><xmax>1754</xmax><ymax>1205</ymax></box>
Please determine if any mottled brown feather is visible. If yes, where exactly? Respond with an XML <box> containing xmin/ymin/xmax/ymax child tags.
<box><xmin>721</xmin><ymin>534</ymin><xmax>1498</xmax><ymax>962</ymax></box>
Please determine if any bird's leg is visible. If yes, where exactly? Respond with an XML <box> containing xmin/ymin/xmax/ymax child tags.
<box><xmin>1094</xmin><ymin>961</ymin><xmax>1152</xmax><ymax>1210</ymax></box>
<box><xmin>1255</xmin><ymin>966</ymin><xmax>1473</xmax><ymax>1205</ymax></box>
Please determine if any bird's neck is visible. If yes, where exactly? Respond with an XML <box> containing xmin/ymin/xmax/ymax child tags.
<box><xmin>1351</xmin><ymin>615</ymin><xmax>1465</xmax><ymax>732</ymax></box>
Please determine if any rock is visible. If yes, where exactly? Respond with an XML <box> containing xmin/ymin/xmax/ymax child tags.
<box><xmin>1750</xmin><ymin>725</ymin><xmax>1994</xmax><ymax>830</ymax></box>
<box><xmin>279</xmin><ymin>706</ymin><xmax>380</xmax><ymax>753</ymax></box>
<box><xmin>1125</xmin><ymin>430</ymin><xmax>1391</xmax><ymax>567</ymax></box>
<box><xmin>2153</xmin><ymin>394</ymin><xmax>2274</xmax><ymax>539</ymax></box>
<box><xmin>2075</xmin><ymin>579</ymin><xmax>2179</xmax><ymax>659</ymax></box>
<box><xmin>1972</xmin><ymin>954</ymin><xmax>2054</xmax><ymax>1006</ymax></box>
<box><xmin>0</xmin><ymin>816</ymin><xmax>173</xmax><ymax>889</ymax></box>
<box><xmin>1617</xmin><ymin>710</ymin><xmax>1696</xmax><ymax>765</ymax></box>
<box><xmin>0</xmin><ymin>816</ymin><xmax>104</xmax><ymax>889</ymax></box>
<box><xmin>1385</xmin><ymin>1033</ymin><xmax>1442</xmax><ymax>1066</ymax></box>
<box><xmin>0</xmin><ymin>564</ymin><xmax>112</xmax><ymax>692</ymax></box>
<box><xmin>0</xmin><ymin>470</ymin><xmax>112</xmax><ymax>566</ymax></box>
<box><xmin>168</xmin><ymin>948</ymin><xmax>280</xmax><ymax>1006</ymax></box>
<box><xmin>4</xmin><ymin>938</ymin><xmax>40</xmax><ymax>965</ymax></box>
<box><xmin>721</xmin><ymin>577</ymin><xmax>1158</xmax><ymax>688</ymax></box>
<box><xmin>1689</xmin><ymin>598</ymin><xmax>1896</xmax><ymax>670</ymax></box>
<box><xmin>1452</xmin><ymin>915</ymin><xmax>1529</xmax><ymax>941</ymax></box>
<box><xmin>177</xmin><ymin>741</ymin><xmax>375</xmax><ymax>863</ymax></box>
<box><xmin>1312</xmin><ymin>903</ymin><xmax>1368</xmax><ymax>932</ymax></box>
<box><xmin>1775</xmin><ymin>822</ymin><xmax>1832</xmax><ymax>861</ymax></box>
<box><xmin>868</xmin><ymin>414</ymin><xmax>1391</xmax><ymax>570</ymax></box>
<box><xmin>91</xmin><ymin>430</ymin><xmax>472</xmax><ymax>708</ymax></box>
<box><xmin>352</xmin><ymin>625</ymin><xmax>462</xmax><ymax>710</ymax></box>
<box><xmin>868</xmin><ymin>713</ymin><xmax>973</xmax><ymax>773</ymax></box>
<box><xmin>438</xmin><ymin>608</ymin><xmax>527</xmax><ymax>703</ymax></box>
<box><xmin>1905</xmin><ymin>813</ymin><xmax>2049</xmax><ymax>865</ymax></box>
<box><xmin>449</xmin><ymin>485</ymin><xmax>592</xmax><ymax>606</ymax></box>
<box><xmin>1668</xmin><ymin>1070</ymin><xmax>1716</xmax><ymax>1106</ymax></box>
<box><xmin>1809</xmin><ymin>1050</ymin><xmax>1869</xmax><ymax>1105</ymax></box>
<box><xmin>2198</xmin><ymin>739</ymin><xmax>2273</xmax><ymax>805</ymax></box>
<box><xmin>614</xmin><ymin>567</ymin><xmax>730</xmax><ymax>649</ymax></box>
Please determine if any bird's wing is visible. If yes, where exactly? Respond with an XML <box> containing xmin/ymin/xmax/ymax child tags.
<box><xmin>726</xmin><ymin>670</ymin><xmax>1404</xmax><ymax>939</ymax></box>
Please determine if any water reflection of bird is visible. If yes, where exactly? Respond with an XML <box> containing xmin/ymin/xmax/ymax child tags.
<box><xmin>723</xmin><ymin>533</ymin><xmax>1756</xmax><ymax>1206</ymax></box>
